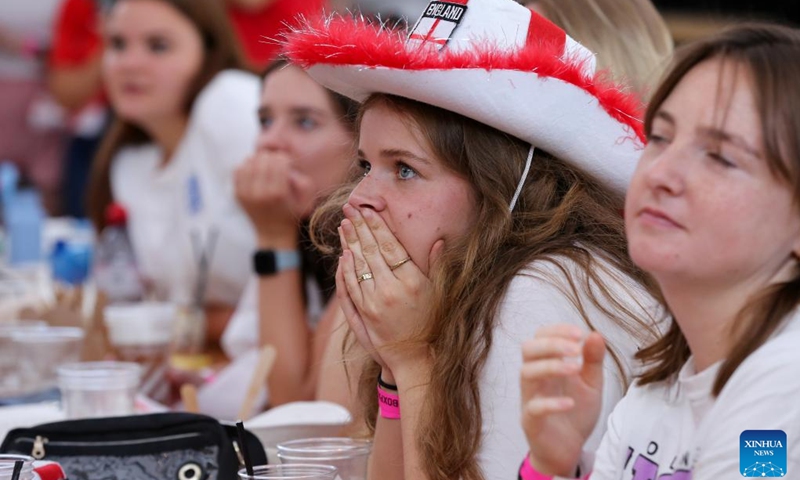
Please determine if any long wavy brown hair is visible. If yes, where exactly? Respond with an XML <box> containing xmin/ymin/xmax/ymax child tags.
<box><xmin>636</xmin><ymin>24</ymin><xmax>800</xmax><ymax>396</ymax></box>
<box><xmin>312</xmin><ymin>94</ymin><xmax>660</xmax><ymax>479</ymax></box>
<box><xmin>87</xmin><ymin>0</ymin><xmax>248</xmax><ymax>229</ymax></box>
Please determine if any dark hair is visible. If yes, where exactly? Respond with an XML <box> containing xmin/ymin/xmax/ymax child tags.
<box><xmin>88</xmin><ymin>0</ymin><xmax>248</xmax><ymax>229</ymax></box>
<box><xmin>312</xmin><ymin>93</ymin><xmax>659</xmax><ymax>480</ymax></box>
<box><xmin>636</xmin><ymin>23</ymin><xmax>800</xmax><ymax>396</ymax></box>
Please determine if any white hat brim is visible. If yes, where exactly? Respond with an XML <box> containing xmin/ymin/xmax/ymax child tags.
<box><xmin>308</xmin><ymin>64</ymin><xmax>644</xmax><ymax>193</ymax></box>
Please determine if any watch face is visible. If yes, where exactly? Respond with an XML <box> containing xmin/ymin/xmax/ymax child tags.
<box><xmin>254</xmin><ymin>250</ymin><xmax>301</xmax><ymax>276</ymax></box>
<box><xmin>255</xmin><ymin>251</ymin><xmax>277</xmax><ymax>275</ymax></box>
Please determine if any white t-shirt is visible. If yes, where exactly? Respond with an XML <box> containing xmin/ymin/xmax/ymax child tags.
<box><xmin>478</xmin><ymin>256</ymin><xmax>663</xmax><ymax>479</ymax></box>
<box><xmin>111</xmin><ymin>69</ymin><xmax>260</xmax><ymax>306</ymax></box>
<box><xmin>586</xmin><ymin>310</ymin><xmax>800</xmax><ymax>480</ymax></box>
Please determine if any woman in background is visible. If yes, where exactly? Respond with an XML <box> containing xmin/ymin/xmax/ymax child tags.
<box><xmin>88</xmin><ymin>0</ymin><xmax>259</xmax><ymax>344</ymax></box>
<box><xmin>221</xmin><ymin>58</ymin><xmax>358</xmax><ymax>409</ymax></box>
<box><xmin>526</xmin><ymin>0</ymin><xmax>673</xmax><ymax>97</ymax></box>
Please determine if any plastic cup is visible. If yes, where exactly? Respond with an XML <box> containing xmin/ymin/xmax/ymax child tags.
<box><xmin>277</xmin><ymin>438</ymin><xmax>372</xmax><ymax>480</ymax></box>
<box><xmin>0</xmin><ymin>321</ymin><xmax>47</xmax><ymax>396</ymax></box>
<box><xmin>103</xmin><ymin>302</ymin><xmax>176</xmax><ymax>348</ymax></box>
<box><xmin>238</xmin><ymin>465</ymin><xmax>338</xmax><ymax>480</ymax></box>
<box><xmin>57</xmin><ymin>361</ymin><xmax>141</xmax><ymax>419</ymax></box>
<box><xmin>11</xmin><ymin>326</ymin><xmax>84</xmax><ymax>396</ymax></box>
<box><xmin>0</xmin><ymin>454</ymin><xmax>35</xmax><ymax>480</ymax></box>
<box><xmin>103</xmin><ymin>302</ymin><xmax>176</xmax><ymax>402</ymax></box>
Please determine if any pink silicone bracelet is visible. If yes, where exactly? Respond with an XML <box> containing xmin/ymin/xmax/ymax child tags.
<box><xmin>519</xmin><ymin>455</ymin><xmax>553</xmax><ymax>480</ymax></box>
<box><xmin>519</xmin><ymin>454</ymin><xmax>591</xmax><ymax>480</ymax></box>
<box><xmin>377</xmin><ymin>385</ymin><xmax>400</xmax><ymax>419</ymax></box>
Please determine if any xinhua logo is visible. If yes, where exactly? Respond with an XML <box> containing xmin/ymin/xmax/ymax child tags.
<box><xmin>740</xmin><ymin>430</ymin><xmax>787</xmax><ymax>477</ymax></box>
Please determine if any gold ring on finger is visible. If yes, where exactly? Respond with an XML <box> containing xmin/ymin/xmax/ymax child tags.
<box><xmin>389</xmin><ymin>257</ymin><xmax>412</xmax><ymax>271</ymax></box>
<box><xmin>357</xmin><ymin>272</ymin><xmax>374</xmax><ymax>283</ymax></box>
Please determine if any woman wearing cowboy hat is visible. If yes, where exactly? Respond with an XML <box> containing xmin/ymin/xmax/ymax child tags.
<box><xmin>284</xmin><ymin>0</ymin><xmax>665</xmax><ymax>478</ymax></box>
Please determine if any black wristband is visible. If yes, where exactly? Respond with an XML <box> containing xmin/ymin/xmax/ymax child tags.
<box><xmin>378</xmin><ymin>375</ymin><xmax>398</xmax><ymax>391</ymax></box>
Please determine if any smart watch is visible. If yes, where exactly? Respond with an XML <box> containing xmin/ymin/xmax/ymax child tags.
<box><xmin>253</xmin><ymin>250</ymin><xmax>301</xmax><ymax>276</ymax></box>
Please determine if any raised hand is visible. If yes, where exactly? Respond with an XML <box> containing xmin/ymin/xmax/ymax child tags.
<box><xmin>336</xmin><ymin>203</ymin><xmax>442</xmax><ymax>374</ymax></box>
<box><xmin>234</xmin><ymin>151</ymin><xmax>316</xmax><ymax>246</ymax></box>
<box><xmin>521</xmin><ymin>325</ymin><xmax>606</xmax><ymax>477</ymax></box>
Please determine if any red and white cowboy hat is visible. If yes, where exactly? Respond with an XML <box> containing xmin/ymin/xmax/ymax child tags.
<box><xmin>283</xmin><ymin>0</ymin><xmax>645</xmax><ymax>195</ymax></box>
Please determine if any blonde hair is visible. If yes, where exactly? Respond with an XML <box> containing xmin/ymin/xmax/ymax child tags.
<box><xmin>529</xmin><ymin>0</ymin><xmax>673</xmax><ymax>97</ymax></box>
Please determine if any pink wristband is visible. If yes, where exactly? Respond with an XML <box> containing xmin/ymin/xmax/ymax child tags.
<box><xmin>518</xmin><ymin>454</ymin><xmax>590</xmax><ymax>480</ymax></box>
<box><xmin>377</xmin><ymin>385</ymin><xmax>400</xmax><ymax>419</ymax></box>
<box><xmin>519</xmin><ymin>455</ymin><xmax>553</xmax><ymax>480</ymax></box>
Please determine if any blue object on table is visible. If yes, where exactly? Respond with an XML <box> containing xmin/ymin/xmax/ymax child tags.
<box><xmin>51</xmin><ymin>240</ymin><xmax>93</xmax><ymax>285</ymax></box>
<box><xmin>4</xmin><ymin>187</ymin><xmax>44</xmax><ymax>266</ymax></box>
<box><xmin>0</xmin><ymin>387</ymin><xmax>60</xmax><ymax>406</ymax></box>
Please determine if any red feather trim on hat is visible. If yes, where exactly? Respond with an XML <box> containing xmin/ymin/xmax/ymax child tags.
<box><xmin>283</xmin><ymin>15</ymin><xmax>645</xmax><ymax>142</ymax></box>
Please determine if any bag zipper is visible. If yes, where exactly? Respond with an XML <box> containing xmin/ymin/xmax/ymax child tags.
<box><xmin>17</xmin><ymin>432</ymin><xmax>202</xmax><ymax>459</ymax></box>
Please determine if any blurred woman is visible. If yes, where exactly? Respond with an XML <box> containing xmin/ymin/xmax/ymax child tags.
<box><xmin>221</xmin><ymin>59</ymin><xmax>358</xmax><ymax>408</ymax></box>
<box><xmin>88</xmin><ymin>0</ymin><xmax>259</xmax><ymax>343</ymax></box>
<box><xmin>526</xmin><ymin>0</ymin><xmax>673</xmax><ymax>97</ymax></box>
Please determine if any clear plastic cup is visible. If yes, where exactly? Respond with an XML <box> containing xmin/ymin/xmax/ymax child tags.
<box><xmin>0</xmin><ymin>321</ymin><xmax>47</xmax><ymax>396</ymax></box>
<box><xmin>57</xmin><ymin>361</ymin><xmax>141</xmax><ymax>419</ymax></box>
<box><xmin>277</xmin><ymin>438</ymin><xmax>372</xmax><ymax>480</ymax></box>
<box><xmin>238</xmin><ymin>465</ymin><xmax>338</xmax><ymax>480</ymax></box>
<box><xmin>0</xmin><ymin>454</ymin><xmax>35</xmax><ymax>480</ymax></box>
<box><xmin>11</xmin><ymin>326</ymin><xmax>84</xmax><ymax>396</ymax></box>
<box><xmin>103</xmin><ymin>302</ymin><xmax>176</xmax><ymax>402</ymax></box>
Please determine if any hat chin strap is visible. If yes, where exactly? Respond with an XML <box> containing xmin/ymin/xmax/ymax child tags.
<box><xmin>509</xmin><ymin>145</ymin><xmax>535</xmax><ymax>212</ymax></box>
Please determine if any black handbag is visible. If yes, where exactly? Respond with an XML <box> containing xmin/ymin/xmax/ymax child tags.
<box><xmin>0</xmin><ymin>412</ymin><xmax>267</xmax><ymax>480</ymax></box>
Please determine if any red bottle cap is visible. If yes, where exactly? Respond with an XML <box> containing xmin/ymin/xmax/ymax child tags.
<box><xmin>105</xmin><ymin>203</ymin><xmax>127</xmax><ymax>226</ymax></box>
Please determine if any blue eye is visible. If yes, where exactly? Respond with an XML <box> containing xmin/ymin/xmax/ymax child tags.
<box><xmin>297</xmin><ymin>117</ymin><xmax>318</xmax><ymax>130</ymax></box>
<box><xmin>258</xmin><ymin>115</ymin><xmax>273</xmax><ymax>128</ymax></box>
<box><xmin>398</xmin><ymin>163</ymin><xmax>417</xmax><ymax>180</ymax></box>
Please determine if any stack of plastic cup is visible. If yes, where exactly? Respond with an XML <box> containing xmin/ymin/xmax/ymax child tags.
<box><xmin>0</xmin><ymin>321</ymin><xmax>46</xmax><ymax>396</ymax></box>
<box><xmin>11</xmin><ymin>326</ymin><xmax>84</xmax><ymax>396</ymax></box>
<box><xmin>0</xmin><ymin>454</ymin><xmax>35</xmax><ymax>480</ymax></box>
<box><xmin>238</xmin><ymin>465</ymin><xmax>338</xmax><ymax>480</ymax></box>
<box><xmin>277</xmin><ymin>438</ymin><xmax>372</xmax><ymax>480</ymax></box>
<box><xmin>57</xmin><ymin>361</ymin><xmax>141</xmax><ymax>419</ymax></box>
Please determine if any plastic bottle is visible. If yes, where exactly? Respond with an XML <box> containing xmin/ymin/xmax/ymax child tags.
<box><xmin>4</xmin><ymin>182</ymin><xmax>44</xmax><ymax>266</ymax></box>
<box><xmin>93</xmin><ymin>203</ymin><xmax>144</xmax><ymax>303</ymax></box>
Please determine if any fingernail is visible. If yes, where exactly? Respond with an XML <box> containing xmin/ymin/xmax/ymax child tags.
<box><xmin>343</xmin><ymin>204</ymin><xmax>355</xmax><ymax>217</ymax></box>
